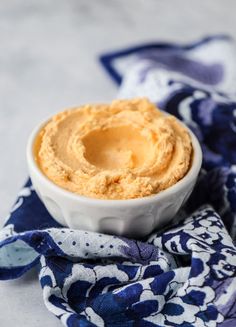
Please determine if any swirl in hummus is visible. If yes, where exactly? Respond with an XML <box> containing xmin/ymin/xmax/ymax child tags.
<box><xmin>35</xmin><ymin>98</ymin><xmax>193</xmax><ymax>200</ymax></box>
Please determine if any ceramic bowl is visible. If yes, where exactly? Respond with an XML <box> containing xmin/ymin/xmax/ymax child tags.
<box><xmin>26</xmin><ymin>115</ymin><xmax>202</xmax><ymax>238</ymax></box>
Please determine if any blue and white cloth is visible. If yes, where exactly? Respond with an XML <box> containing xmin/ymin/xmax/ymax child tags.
<box><xmin>1</xmin><ymin>35</ymin><xmax>236</xmax><ymax>326</ymax></box>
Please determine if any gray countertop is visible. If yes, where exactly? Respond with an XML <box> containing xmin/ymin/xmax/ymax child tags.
<box><xmin>0</xmin><ymin>0</ymin><xmax>236</xmax><ymax>326</ymax></box>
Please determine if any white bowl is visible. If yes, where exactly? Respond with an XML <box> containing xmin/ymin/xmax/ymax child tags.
<box><xmin>26</xmin><ymin>115</ymin><xmax>202</xmax><ymax>238</ymax></box>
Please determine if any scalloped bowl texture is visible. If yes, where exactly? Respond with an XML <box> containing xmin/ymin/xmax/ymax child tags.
<box><xmin>27</xmin><ymin>114</ymin><xmax>202</xmax><ymax>238</ymax></box>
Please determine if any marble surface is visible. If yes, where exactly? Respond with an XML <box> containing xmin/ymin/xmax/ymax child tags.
<box><xmin>1</xmin><ymin>0</ymin><xmax>236</xmax><ymax>326</ymax></box>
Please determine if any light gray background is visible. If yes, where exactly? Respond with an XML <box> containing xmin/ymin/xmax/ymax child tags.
<box><xmin>0</xmin><ymin>0</ymin><xmax>235</xmax><ymax>326</ymax></box>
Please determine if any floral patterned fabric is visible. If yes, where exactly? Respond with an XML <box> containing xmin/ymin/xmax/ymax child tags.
<box><xmin>0</xmin><ymin>35</ymin><xmax>236</xmax><ymax>326</ymax></box>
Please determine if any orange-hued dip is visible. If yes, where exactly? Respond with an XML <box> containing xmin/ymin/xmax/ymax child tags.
<box><xmin>35</xmin><ymin>98</ymin><xmax>192</xmax><ymax>199</ymax></box>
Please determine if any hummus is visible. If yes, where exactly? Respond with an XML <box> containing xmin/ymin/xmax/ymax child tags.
<box><xmin>35</xmin><ymin>98</ymin><xmax>193</xmax><ymax>200</ymax></box>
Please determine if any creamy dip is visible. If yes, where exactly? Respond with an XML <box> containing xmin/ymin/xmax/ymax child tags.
<box><xmin>35</xmin><ymin>98</ymin><xmax>193</xmax><ymax>200</ymax></box>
